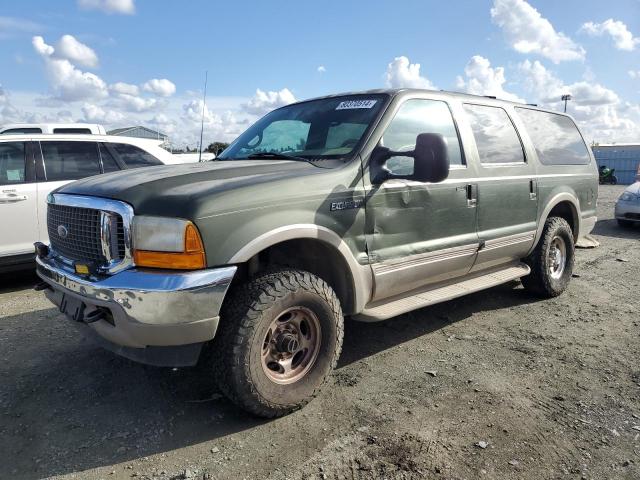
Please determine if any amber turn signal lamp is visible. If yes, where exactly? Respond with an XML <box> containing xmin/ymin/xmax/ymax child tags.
<box><xmin>134</xmin><ymin>222</ymin><xmax>206</xmax><ymax>270</ymax></box>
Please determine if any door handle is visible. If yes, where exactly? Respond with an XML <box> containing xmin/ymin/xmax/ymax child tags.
<box><xmin>529</xmin><ymin>179</ymin><xmax>537</xmax><ymax>200</ymax></box>
<box><xmin>0</xmin><ymin>193</ymin><xmax>28</xmax><ymax>203</ymax></box>
<box><xmin>466</xmin><ymin>184</ymin><xmax>477</xmax><ymax>208</ymax></box>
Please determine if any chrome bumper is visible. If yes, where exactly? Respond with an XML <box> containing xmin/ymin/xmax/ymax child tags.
<box><xmin>36</xmin><ymin>254</ymin><xmax>236</xmax><ymax>351</ymax></box>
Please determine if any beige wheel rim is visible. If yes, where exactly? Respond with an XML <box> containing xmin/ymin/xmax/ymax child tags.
<box><xmin>261</xmin><ymin>306</ymin><xmax>322</xmax><ymax>385</ymax></box>
<box><xmin>548</xmin><ymin>235</ymin><xmax>567</xmax><ymax>280</ymax></box>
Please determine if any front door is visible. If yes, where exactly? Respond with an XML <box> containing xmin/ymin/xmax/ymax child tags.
<box><xmin>364</xmin><ymin>98</ymin><xmax>479</xmax><ymax>302</ymax></box>
<box><xmin>0</xmin><ymin>141</ymin><xmax>38</xmax><ymax>257</ymax></box>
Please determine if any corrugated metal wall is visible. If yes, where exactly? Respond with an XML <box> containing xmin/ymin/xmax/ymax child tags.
<box><xmin>592</xmin><ymin>145</ymin><xmax>640</xmax><ymax>185</ymax></box>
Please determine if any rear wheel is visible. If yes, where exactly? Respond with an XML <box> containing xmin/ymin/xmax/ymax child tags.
<box><xmin>522</xmin><ymin>217</ymin><xmax>574</xmax><ymax>298</ymax></box>
<box><xmin>210</xmin><ymin>269</ymin><xmax>343</xmax><ymax>417</ymax></box>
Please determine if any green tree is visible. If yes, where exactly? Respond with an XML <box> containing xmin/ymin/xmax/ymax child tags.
<box><xmin>207</xmin><ymin>142</ymin><xmax>230</xmax><ymax>155</ymax></box>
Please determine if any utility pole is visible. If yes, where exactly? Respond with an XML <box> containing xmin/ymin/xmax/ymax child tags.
<box><xmin>561</xmin><ymin>94</ymin><xmax>572</xmax><ymax>113</ymax></box>
<box><xmin>198</xmin><ymin>71</ymin><xmax>208</xmax><ymax>162</ymax></box>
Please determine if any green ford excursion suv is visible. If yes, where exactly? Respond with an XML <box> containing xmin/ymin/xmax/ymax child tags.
<box><xmin>35</xmin><ymin>89</ymin><xmax>598</xmax><ymax>417</ymax></box>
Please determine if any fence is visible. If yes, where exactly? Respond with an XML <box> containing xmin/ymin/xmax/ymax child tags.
<box><xmin>592</xmin><ymin>145</ymin><xmax>640</xmax><ymax>185</ymax></box>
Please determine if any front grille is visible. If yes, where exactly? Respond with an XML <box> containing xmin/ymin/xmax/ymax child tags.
<box><xmin>48</xmin><ymin>204</ymin><xmax>126</xmax><ymax>266</ymax></box>
<box><xmin>116</xmin><ymin>216</ymin><xmax>125</xmax><ymax>259</ymax></box>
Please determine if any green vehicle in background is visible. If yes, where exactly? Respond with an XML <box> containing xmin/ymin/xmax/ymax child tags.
<box><xmin>35</xmin><ymin>89</ymin><xmax>598</xmax><ymax>417</ymax></box>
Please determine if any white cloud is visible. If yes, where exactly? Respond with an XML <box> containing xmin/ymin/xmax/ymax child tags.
<box><xmin>110</xmin><ymin>93</ymin><xmax>158</xmax><ymax>112</ymax></box>
<box><xmin>109</xmin><ymin>81</ymin><xmax>139</xmax><ymax>96</ymax></box>
<box><xmin>491</xmin><ymin>0</ymin><xmax>585</xmax><ymax>63</ymax></box>
<box><xmin>142</xmin><ymin>78</ymin><xmax>176</xmax><ymax>97</ymax></box>
<box><xmin>518</xmin><ymin>60</ymin><xmax>639</xmax><ymax>143</ymax></box>
<box><xmin>32</xmin><ymin>35</ymin><xmax>108</xmax><ymax>102</ymax></box>
<box><xmin>317</xmin><ymin>65</ymin><xmax>326</xmax><ymax>73</ymax></box>
<box><xmin>580</xmin><ymin>19</ymin><xmax>639</xmax><ymax>51</ymax></box>
<box><xmin>55</xmin><ymin>34</ymin><xmax>99</xmax><ymax>68</ymax></box>
<box><xmin>81</xmin><ymin>103</ymin><xmax>124</xmax><ymax>123</ymax></box>
<box><xmin>629</xmin><ymin>70</ymin><xmax>640</xmax><ymax>79</ymax></box>
<box><xmin>519</xmin><ymin>59</ymin><xmax>618</xmax><ymax>106</ymax></box>
<box><xmin>33</xmin><ymin>35</ymin><xmax>54</xmax><ymax>56</ymax></box>
<box><xmin>384</xmin><ymin>56</ymin><xmax>436</xmax><ymax>89</ymax></box>
<box><xmin>456</xmin><ymin>55</ymin><xmax>524</xmax><ymax>102</ymax></box>
<box><xmin>77</xmin><ymin>0</ymin><xmax>135</xmax><ymax>15</ymax></box>
<box><xmin>242</xmin><ymin>88</ymin><xmax>296</xmax><ymax>115</ymax></box>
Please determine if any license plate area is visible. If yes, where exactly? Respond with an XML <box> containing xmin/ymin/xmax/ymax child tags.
<box><xmin>59</xmin><ymin>293</ymin><xmax>86</xmax><ymax>322</ymax></box>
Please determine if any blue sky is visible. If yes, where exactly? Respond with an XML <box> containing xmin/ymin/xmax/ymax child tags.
<box><xmin>0</xmin><ymin>0</ymin><xmax>638</xmax><ymax>146</ymax></box>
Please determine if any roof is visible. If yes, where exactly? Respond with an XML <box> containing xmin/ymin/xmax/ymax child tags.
<box><xmin>591</xmin><ymin>143</ymin><xmax>640</xmax><ymax>148</ymax></box>
<box><xmin>286</xmin><ymin>88</ymin><xmax>558</xmax><ymax>115</ymax></box>
<box><xmin>108</xmin><ymin>125</ymin><xmax>167</xmax><ymax>137</ymax></box>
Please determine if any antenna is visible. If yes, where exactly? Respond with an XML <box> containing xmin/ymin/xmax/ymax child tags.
<box><xmin>198</xmin><ymin>70</ymin><xmax>208</xmax><ymax>162</ymax></box>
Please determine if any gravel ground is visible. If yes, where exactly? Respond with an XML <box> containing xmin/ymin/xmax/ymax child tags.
<box><xmin>1</xmin><ymin>185</ymin><xmax>639</xmax><ymax>480</ymax></box>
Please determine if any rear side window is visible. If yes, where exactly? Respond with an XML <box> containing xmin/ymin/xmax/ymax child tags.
<box><xmin>0</xmin><ymin>142</ymin><xmax>26</xmax><ymax>185</ymax></box>
<box><xmin>53</xmin><ymin>128</ymin><xmax>92</xmax><ymax>134</ymax></box>
<box><xmin>41</xmin><ymin>141</ymin><xmax>101</xmax><ymax>181</ymax></box>
<box><xmin>99</xmin><ymin>144</ymin><xmax>120</xmax><ymax>172</ymax></box>
<box><xmin>111</xmin><ymin>143</ymin><xmax>163</xmax><ymax>168</ymax></box>
<box><xmin>515</xmin><ymin>108</ymin><xmax>590</xmax><ymax>165</ymax></box>
<box><xmin>464</xmin><ymin>104</ymin><xmax>525</xmax><ymax>164</ymax></box>
<box><xmin>1</xmin><ymin>128</ymin><xmax>42</xmax><ymax>134</ymax></box>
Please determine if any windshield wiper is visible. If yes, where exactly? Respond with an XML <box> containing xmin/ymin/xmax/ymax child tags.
<box><xmin>246</xmin><ymin>152</ymin><xmax>332</xmax><ymax>168</ymax></box>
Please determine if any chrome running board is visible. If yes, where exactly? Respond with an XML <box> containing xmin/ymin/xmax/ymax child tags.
<box><xmin>355</xmin><ymin>263</ymin><xmax>531</xmax><ymax>322</ymax></box>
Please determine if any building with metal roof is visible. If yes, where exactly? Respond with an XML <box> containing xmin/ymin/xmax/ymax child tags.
<box><xmin>108</xmin><ymin>126</ymin><xmax>168</xmax><ymax>143</ymax></box>
<box><xmin>592</xmin><ymin>144</ymin><xmax>640</xmax><ymax>185</ymax></box>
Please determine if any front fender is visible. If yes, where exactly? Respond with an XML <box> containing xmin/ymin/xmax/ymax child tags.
<box><xmin>228</xmin><ymin>224</ymin><xmax>373</xmax><ymax>313</ymax></box>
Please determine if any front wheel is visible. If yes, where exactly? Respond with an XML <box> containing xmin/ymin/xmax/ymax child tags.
<box><xmin>210</xmin><ymin>269</ymin><xmax>344</xmax><ymax>417</ymax></box>
<box><xmin>522</xmin><ymin>217</ymin><xmax>575</xmax><ymax>298</ymax></box>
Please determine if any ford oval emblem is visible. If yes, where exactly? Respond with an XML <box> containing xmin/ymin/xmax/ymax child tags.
<box><xmin>57</xmin><ymin>225</ymin><xmax>69</xmax><ymax>239</ymax></box>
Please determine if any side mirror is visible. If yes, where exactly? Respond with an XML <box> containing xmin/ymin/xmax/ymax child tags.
<box><xmin>412</xmin><ymin>133</ymin><xmax>450</xmax><ymax>183</ymax></box>
<box><xmin>370</xmin><ymin>133</ymin><xmax>450</xmax><ymax>184</ymax></box>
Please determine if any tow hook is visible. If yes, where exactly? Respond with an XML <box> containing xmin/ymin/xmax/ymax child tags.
<box><xmin>34</xmin><ymin>281</ymin><xmax>51</xmax><ymax>292</ymax></box>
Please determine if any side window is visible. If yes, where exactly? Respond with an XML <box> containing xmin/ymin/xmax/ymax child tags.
<box><xmin>515</xmin><ymin>108</ymin><xmax>590</xmax><ymax>165</ymax></box>
<box><xmin>53</xmin><ymin>128</ymin><xmax>92</xmax><ymax>134</ymax></box>
<box><xmin>463</xmin><ymin>104</ymin><xmax>525</xmax><ymax>165</ymax></box>
<box><xmin>1</xmin><ymin>128</ymin><xmax>42</xmax><ymax>135</ymax></box>
<box><xmin>381</xmin><ymin>99</ymin><xmax>464</xmax><ymax>176</ymax></box>
<box><xmin>0</xmin><ymin>142</ymin><xmax>26</xmax><ymax>185</ymax></box>
<box><xmin>99</xmin><ymin>144</ymin><xmax>120</xmax><ymax>172</ymax></box>
<box><xmin>111</xmin><ymin>143</ymin><xmax>163</xmax><ymax>168</ymax></box>
<box><xmin>41</xmin><ymin>141</ymin><xmax>101</xmax><ymax>181</ymax></box>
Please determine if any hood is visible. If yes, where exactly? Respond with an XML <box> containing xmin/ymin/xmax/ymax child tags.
<box><xmin>57</xmin><ymin>159</ymin><xmax>328</xmax><ymax>218</ymax></box>
<box><xmin>624</xmin><ymin>181</ymin><xmax>640</xmax><ymax>196</ymax></box>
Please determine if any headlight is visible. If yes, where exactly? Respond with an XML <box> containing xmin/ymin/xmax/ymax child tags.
<box><xmin>620</xmin><ymin>192</ymin><xmax>636</xmax><ymax>202</ymax></box>
<box><xmin>132</xmin><ymin>216</ymin><xmax>206</xmax><ymax>270</ymax></box>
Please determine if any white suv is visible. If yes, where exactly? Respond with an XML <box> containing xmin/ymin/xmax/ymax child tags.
<box><xmin>0</xmin><ymin>134</ymin><xmax>175</xmax><ymax>272</ymax></box>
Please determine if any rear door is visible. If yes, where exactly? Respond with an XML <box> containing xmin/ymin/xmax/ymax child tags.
<box><xmin>0</xmin><ymin>141</ymin><xmax>38</xmax><ymax>257</ymax></box>
<box><xmin>35</xmin><ymin>141</ymin><xmax>103</xmax><ymax>244</ymax></box>
<box><xmin>461</xmin><ymin>104</ymin><xmax>538</xmax><ymax>272</ymax></box>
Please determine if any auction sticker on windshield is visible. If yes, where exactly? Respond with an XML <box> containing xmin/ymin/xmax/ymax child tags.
<box><xmin>336</xmin><ymin>99</ymin><xmax>378</xmax><ymax>110</ymax></box>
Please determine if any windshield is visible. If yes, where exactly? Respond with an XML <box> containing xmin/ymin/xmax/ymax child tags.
<box><xmin>218</xmin><ymin>94</ymin><xmax>388</xmax><ymax>161</ymax></box>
